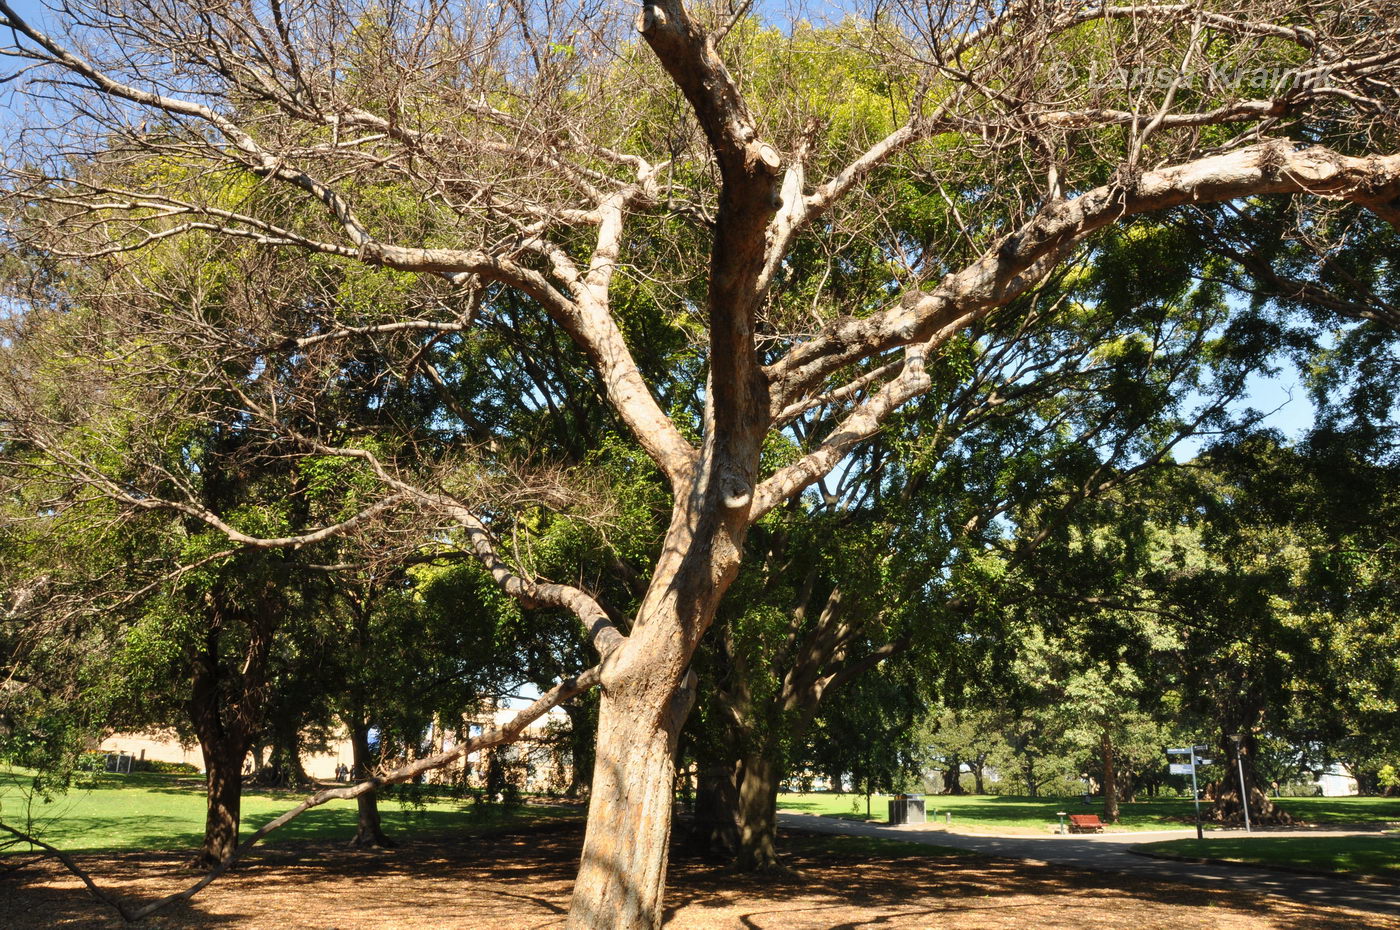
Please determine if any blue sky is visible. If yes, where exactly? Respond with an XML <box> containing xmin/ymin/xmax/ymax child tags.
<box><xmin>5</xmin><ymin>0</ymin><xmax>51</xmax><ymax>26</ymax></box>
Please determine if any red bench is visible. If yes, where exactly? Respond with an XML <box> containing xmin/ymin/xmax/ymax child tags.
<box><xmin>1068</xmin><ymin>814</ymin><xmax>1104</xmax><ymax>834</ymax></box>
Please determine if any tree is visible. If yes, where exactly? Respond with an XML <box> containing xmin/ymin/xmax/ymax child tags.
<box><xmin>693</xmin><ymin>217</ymin><xmax>1267</xmax><ymax>865</ymax></box>
<box><xmin>4</xmin><ymin>1</ymin><xmax>1400</xmax><ymax>926</ymax></box>
<box><xmin>914</xmin><ymin>707</ymin><xmax>1001</xmax><ymax>794</ymax></box>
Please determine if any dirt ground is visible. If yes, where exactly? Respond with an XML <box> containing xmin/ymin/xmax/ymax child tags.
<box><xmin>3</xmin><ymin>823</ymin><xmax>1395</xmax><ymax>930</ymax></box>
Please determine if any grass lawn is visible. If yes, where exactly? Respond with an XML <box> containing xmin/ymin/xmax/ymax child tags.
<box><xmin>778</xmin><ymin>791</ymin><xmax>1191</xmax><ymax>831</ymax></box>
<box><xmin>1273</xmin><ymin>795</ymin><xmax>1400</xmax><ymax>824</ymax></box>
<box><xmin>0</xmin><ymin>768</ymin><xmax>580</xmax><ymax>855</ymax></box>
<box><xmin>1139</xmin><ymin>835</ymin><xmax>1400</xmax><ymax>878</ymax></box>
<box><xmin>777</xmin><ymin>791</ymin><xmax>1400</xmax><ymax>833</ymax></box>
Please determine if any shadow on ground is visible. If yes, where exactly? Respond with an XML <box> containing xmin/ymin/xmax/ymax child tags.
<box><xmin>2</xmin><ymin>822</ymin><xmax>1393</xmax><ymax>929</ymax></box>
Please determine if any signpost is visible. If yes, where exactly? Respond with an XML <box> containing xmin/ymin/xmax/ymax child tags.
<box><xmin>1228</xmin><ymin>735</ymin><xmax>1253</xmax><ymax>833</ymax></box>
<box><xmin>1167</xmin><ymin>745</ymin><xmax>1212</xmax><ymax>840</ymax></box>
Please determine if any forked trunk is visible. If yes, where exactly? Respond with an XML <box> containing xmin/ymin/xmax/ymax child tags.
<box><xmin>565</xmin><ymin>680</ymin><xmax>691</xmax><ymax>930</ymax></box>
<box><xmin>564</xmin><ymin>429</ymin><xmax>757</xmax><ymax>927</ymax></box>
<box><xmin>184</xmin><ymin>596</ymin><xmax>273</xmax><ymax>870</ymax></box>
<box><xmin>734</xmin><ymin>750</ymin><xmax>782</xmax><ymax>871</ymax></box>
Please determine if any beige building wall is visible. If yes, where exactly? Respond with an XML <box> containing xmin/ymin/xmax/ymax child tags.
<box><xmin>98</xmin><ymin>732</ymin><xmax>205</xmax><ymax>769</ymax></box>
<box><xmin>302</xmin><ymin>742</ymin><xmax>351</xmax><ymax>780</ymax></box>
<box><xmin>98</xmin><ymin>731</ymin><xmax>352</xmax><ymax>776</ymax></box>
<box><xmin>97</xmin><ymin>707</ymin><xmax>567</xmax><ymax>784</ymax></box>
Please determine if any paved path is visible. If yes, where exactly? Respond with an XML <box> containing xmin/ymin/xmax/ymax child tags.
<box><xmin>778</xmin><ymin>811</ymin><xmax>1400</xmax><ymax>920</ymax></box>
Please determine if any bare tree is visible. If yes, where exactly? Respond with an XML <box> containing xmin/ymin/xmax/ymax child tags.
<box><xmin>3</xmin><ymin>0</ymin><xmax>1400</xmax><ymax>927</ymax></box>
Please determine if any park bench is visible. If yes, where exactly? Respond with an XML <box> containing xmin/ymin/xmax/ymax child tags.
<box><xmin>1068</xmin><ymin>814</ymin><xmax>1104</xmax><ymax>834</ymax></box>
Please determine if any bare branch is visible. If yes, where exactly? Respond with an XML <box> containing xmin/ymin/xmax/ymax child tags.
<box><xmin>767</xmin><ymin>142</ymin><xmax>1400</xmax><ymax>417</ymax></box>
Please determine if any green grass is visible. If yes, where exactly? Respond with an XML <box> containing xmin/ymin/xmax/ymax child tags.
<box><xmin>0</xmin><ymin>769</ymin><xmax>580</xmax><ymax>855</ymax></box>
<box><xmin>776</xmin><ymin>792</ymin><xmax>1400</xmax><ymax>833</ymax></box>
<box><xmin>778</xmin><ymin>792</ymin><xmax>1189</xmax><ymax>831</ymax></box>
<box><xmin>1269</xmin><ymin>795</ymin><xmax>1400</xmax><ymax>824</ymax></box>
<box><xmin>1139</xmin><ymin>835</ymin><xmax>1400</xmax><ymax>878</ymax></box>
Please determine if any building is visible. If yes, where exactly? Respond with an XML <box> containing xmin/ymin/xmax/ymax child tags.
<box><xmin>97</xmin><ymin>705</ymin><xmax>572</xmax><ymax>790</ymax></box>
<box><xmin>1317</xmin><ymin>763</ymin><xmax>1359</xmax><ymax>797</ymax></box>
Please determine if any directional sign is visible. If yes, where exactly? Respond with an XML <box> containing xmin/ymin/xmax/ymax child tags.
<box><xmin>1193</xmin><ymin>745</ymin><xmax>1211</xmax><ymax>754</ymax></box>
<box><xmin>1169</xmin><ymin>762</ymin><xmax>1193</xmax><ymax>775</ymax></box>
<box><xmin>1166</xmin><ymin>748</ymin><xmax>1191</xmax><ymax>755</ymax></box>
<box><xmin>1197</xmin><ymin>758</ymin><xmax>1214</xmax><ymax>766</ymax></box>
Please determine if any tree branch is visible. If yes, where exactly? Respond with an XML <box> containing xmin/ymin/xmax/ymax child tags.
<box><xmin>2</xmin><ymin>665</ymin><xmax>600</xmax><ymax>925</ymax></box>
<box><xmin>767</xmin><ymin>142</ymin><xmax>1400</xmax><ymax>414</ymax></box>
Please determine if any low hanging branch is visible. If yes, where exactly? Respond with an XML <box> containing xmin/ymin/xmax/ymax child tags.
<box><xmin>2</xmin><ymin>666</ymin><xmax>601</xmax><ymax>925</ymax></box>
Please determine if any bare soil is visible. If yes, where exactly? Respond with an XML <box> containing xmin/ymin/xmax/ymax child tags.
<box><xmin>2</xmin><ymin>822</ymin><xmax>1393</xmax><ymax>929</ymax></box>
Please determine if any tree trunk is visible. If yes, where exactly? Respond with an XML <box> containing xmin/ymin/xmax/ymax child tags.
<box><xmin>943</xmin><ymin>757</ymin><xmax>966</xmax><ymax>795</ymax></box>
<box><xmin>349</xmin><ymin>718</ymin><xmax>393</xmax><ymax>848</ymax></box>
<box><xmin>256</xmin><ymin>724</ymin><xmax>309</xmax><ymax>789</ymax></box>
<box><xmin>185</xmin><ymin>626</ymin><xmax>253</xmax><ymax>870</ymax></box>
<box><xmin>564</xmin><ymin>416</ymin><xmax>758</xmax><ymax>926</ymax></box>
<box><xmin>1101</xmin><ymin>729</ymin><xmax>1119</xmax><ymax>823</ymax></box>
<box><xmin>689</xmin><ymin>761</ymin><xmax>740</xmax><ymax>857</ymax></box>
<box><xmin>565</xmin><ymin>674</ymin><xmax>691</xmax><ymax>930</ymax></box>
<box><xmin>1021</xmin><ymin>750</ymin><xmax>1039</xmax><ymax>798</ymax></box>
<box><xmin>562</xmin><ymin>698</ymin><xmax>597</xmax><ymax>798</ymax></box>
<box><xmin>183</xmin><ymin>591</ymin><xmax>274</xmax><ymax>870</ymax></box>
<box><xmin>1351</xmin><ymin>766</ymin><xmax>1380</xmax><ymax>796</ymax></box>
<box><xmin>971</xmin><ymin>756</ymin><xmax>987</xmax><ymax>795</ymax></box>
<box><xmin>1207</xmin><ymin>730</ymin><xmax>1292</xmax><ymax>825</ymax></box>
<box><xmin>191</xmin><ymin>742</ymin><xmax>243</xmax><ymax>870</ymax></box>
<box><xmin>734</xmin><ymin>749</ymin><xmax>782</xmax><ymax>872</ymax></box>
<box><xmin>1120</xmin><ymin>767</ymin><xmax>1138</xmax><ymax>803</ymax></box>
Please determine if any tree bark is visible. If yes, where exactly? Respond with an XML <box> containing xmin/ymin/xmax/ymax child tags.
<box><xmin>734</xmin><ymin>749</ymin><xmax>782</xmax><ymax>872</ymax></box>
<box><xmin>1120</xmin><ymin>767</ymin><xmax>1138</xmax><ymax>803</ymax></box>
<box><xmin>971</xmin><ymin>756</ymin><xmax>987</xmax><ymax>795</ymax></box>
<box><xmin>255</xmin><ymin>724</ymin><xmax>309</xmax><ymax>789</ymax></box>
<box><xmin>1208</xmin><ymin>731</ymin><xmax>1293</xmax><ymax>825</ymax></box>
<box><xmin>184</xmin><ymin>613</ymin><xmax>269</xmax><ymax>870</ymax></box>
<box><xmin>565</xmin><ymin>673</ymin><xmax>693</xmax><ymax>930</ymax></box>
<box><xmin>348</xmin><ymin>718</ymin><xmax>393</xmax><ymax>848</ymax></box>
<box><xmin>1101</xmin><ymin>729</ymin><xmax>1120</xmax><ymax>823</ymax></box>
<box><xmin>1353</xmin><ymin>767</ymin><xmax>1380</xmax><ymax>796</ymax></box>
<box><xmin>191</xmin><ymin>741</ymin><xmax>243</xmax><ymax>870</ymax></box>
<box><xmin>943</xmin><ymin>757</ymin><xmax>966</xmax><ymax>795</ymax></box>
<box><xmin>1022</xmin><ymin>752</ymin><xmax>1039</xmax><ymax>798</ymax></box>
<box><xmin>689</xmin><ymin>762</ymin><xmax>740</xmax><ymax>857</ymax></box>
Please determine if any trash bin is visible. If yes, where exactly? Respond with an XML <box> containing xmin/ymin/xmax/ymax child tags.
<box><xmin>887</xmin><ymin>794</ymin><xmax>926</xmax><ymax>825</ymax></box>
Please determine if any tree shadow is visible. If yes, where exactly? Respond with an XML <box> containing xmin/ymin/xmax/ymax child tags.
<box><xmin>660</xmin><ymin>829</ymin><xmax>1400</xmax><ymax>929</ymax></box>
<box><xmin>4</xmin><ymin>816</ymin><xmax>1392</xmax><ymax>929</ymax></box>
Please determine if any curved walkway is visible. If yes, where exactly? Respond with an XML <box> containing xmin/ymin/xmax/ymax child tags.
<box><xmin>777</xmin><ymin>810</ymin><xmax>1400</xmax><ymax>919</ymax></box>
